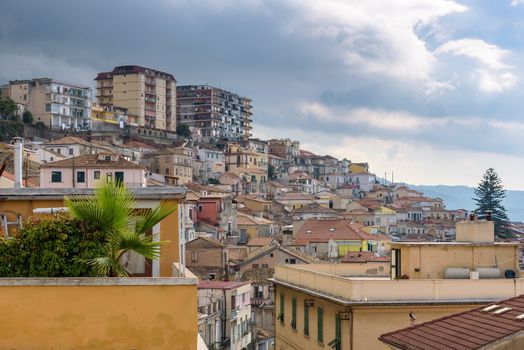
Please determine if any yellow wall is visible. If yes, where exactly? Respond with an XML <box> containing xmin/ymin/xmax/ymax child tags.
<box><xmin>0</xmin><ymin>280</ymin><xmax>197</xmax><ymax>349</ymax></box>
<box><xmin>0</xmin><ymin>197</ymin><xmax>182</xmax><ymax>277</ymax></box>
<box><xmin>275</xmin><ymin>285</ymin><xmax>480</xmax><ymax>350</ymax></box>
<box><xmin>394</xmin><ymin>243</ymin><xmax>519</xmax><ymax>279</ymax></box>
<box><xmin>337</xmin><ymin>241</ymin><xmax>367</xmax><ymax>256</ymax></box>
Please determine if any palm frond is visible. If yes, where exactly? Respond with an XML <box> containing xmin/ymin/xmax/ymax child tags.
<box><xmin>66</xmin><ymin>182</ymin><xmax>135</xmax><ymax>234</ymax></box>
<box><xmin>134</xmin><ymin>201</ymin><xmax>177</xmax><ymax>235</ymax></box>
<box><xmin>85</xmin><ymin>256</ymin><xmax>129</xmax><ymax>277</ymax></box>
<box><xmin>115</xmin><ymin>231</ymin><xmax>165</xmax><ymax>261</ymax></box>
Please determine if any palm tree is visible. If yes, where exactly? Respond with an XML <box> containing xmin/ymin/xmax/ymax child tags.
<box><xmin>65</xmin><ymin>182</ymin><xmax>177</xmax><ymax>277</ymax></box>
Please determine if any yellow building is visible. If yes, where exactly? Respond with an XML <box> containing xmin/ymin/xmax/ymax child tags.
<box><xmin>0</xmin><ymin>187</ymin><xmax>186</xmax><ymax>277</ymax></box>
<box><xmin>95</xmin><ymin>65</ymin><xmax>176</xmax><ymax>131</ymax></box>
<box><xmin>273</xmin><ymin>219</ymin><xmax>522</xmax><ymax>350</ymax></box>
<box><xmin>349</xmin><ymin>162</ymin><xmax>368</xmax><ymax>174</ymax></box>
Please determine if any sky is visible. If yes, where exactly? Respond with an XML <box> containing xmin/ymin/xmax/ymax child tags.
<box><xmin>1</xmin><ymin>0</ymin><xmax>524</xmax><ymax>189</ymax></box>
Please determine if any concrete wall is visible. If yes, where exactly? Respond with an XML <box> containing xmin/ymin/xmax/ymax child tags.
<box><xmin>0</xmin><ymin>278</ymin><xmax>197</xmax><ymax>349</ymax></box>
<box><xmin>394</xmin><ymin>243</ymin><xmax>519</xmax><ymax>279</ymax></box>
<box><xmin>40</xmin><ymin>167</ymin><xmax>146</xmax><ymax>188</ymax></box>
<box><xmin>456</xmin><ymin>220</ymin><xmax>494</xmax><ymax>242</ymax></box>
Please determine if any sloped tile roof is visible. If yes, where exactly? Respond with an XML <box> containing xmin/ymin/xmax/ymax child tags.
<box><xmin>379</xmin><ymin>295</ymin><xmax>524</xmax><ymax>350</ymax></box>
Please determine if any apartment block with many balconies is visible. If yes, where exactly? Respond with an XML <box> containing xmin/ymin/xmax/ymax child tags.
<box><xmin>1</xmin><ymin>78</ymin><xmax>91</xmax><ymax>130</ymax></box>
<box><xmin>177</xmin><ymin>85</ymin><xmax>252</xmax><ymax>142</ymax></box>
<box><xmin>95</xmin><ymin>65</ymin><xmax>176</xmax><ymax>132</ymax></box>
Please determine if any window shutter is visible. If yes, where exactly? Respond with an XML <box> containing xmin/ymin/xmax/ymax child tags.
<box><xmin>317</xmin><ymin>306</ymin><xmax>323</xmax><ymax>343</ymax></box>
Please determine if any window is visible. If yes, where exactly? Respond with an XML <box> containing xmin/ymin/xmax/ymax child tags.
<box><xmin>76</xmin><ymin>171</ymin><xmax>85</xmax><ymax>183</ymax></box>
<box><xmin>391</xmin><ymin>248</ymin><xmax>401</xmax><ymax>279</ymax></box>
<box><xmin>191</xmin><ymin>252</ymin><xmax>198</xmax><ymax>262</ymax></box>
<box><xmin>291</xmin><ymin>297</ymin><xmax>297</xmax><ymax>330</ymax></box>
<box><xmin>94</xmin><ymin>171</ymin><xmax>100</xmax><ymax>180</ymax></box>
<box><xmin>51</xmin><ymin>171</ymin><xmax>62</xmax><ymax>183</ymax></box>
<box><xmin>106</xmin><ymin>172</ymin><xmax>113</xmax><ymax>183</ymax></box>
<box><xmin>115</xmin><ymin>171</ymin><xmax>124</xmax><ymax>185</ymax></box>
<box><xmin>328</xmin><ymin>314</ymin><xmax>342</xmax><ymax>350</ymax></box>
<box><xmin>68</xmin><ymin>148</ymin><xmax>74</xmax><ymax>155</ymax></box>
<box><xmin>252</xmin><ymin>264</ymin><xmax>259</xmax><ymax>269</ymax></box>
<box><xmin>277</xmin><ymin>293</ymin><xmax>284</xmax><ymax>322</ymax></box>
<box><xmin>304</xmin><ymin>301</ymin><xmax>310</xmax><ymax>336</ymax></box>
<box><xmin>56</xmin><ymin>148</ymin><xmax>61</xmax><ymax>155</ymax></box>
<box><xmin>262</xmin><ymin>264</ymin><xmax>269</xmax><ymax>268</ymax></box>
<box><xmin>198</xmin><ymin>205</ymin><xmax>203</xmax><ymax>212</ymax></box>
<box><xmin>317</xmin><ymin>307</ymin><xmax>324</xmax><ymax>344</ymax></box>
<box><xmin>290</xmin><ymin>259</ymin><xmax>296</xmax><ymax>264</ymax></box>
<box><xmin>104</xmin><ymin>155</ymin><xmax>111</xmax><ymax>161</ymax></box>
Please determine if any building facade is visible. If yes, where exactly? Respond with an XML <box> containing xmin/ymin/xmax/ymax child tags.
<box><xmin>95</xmin><ymin>65</ymin><xmax>176</xmax><ymax>131</ymax></box>
<box><xmin>177</xmin><ymin>85</ymin><xmax>252</xmax><ymax>142</ymax></box>
<box><xmin>1</xmin><ymin>78</ymin><xmax>91</xmax><ymax>130</ymax></box>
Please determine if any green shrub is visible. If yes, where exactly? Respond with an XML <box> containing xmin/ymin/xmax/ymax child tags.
<box><xmin>0</xmin><ymin>215</ymin><xmax>106</xmax><ymax>277</ymax></box>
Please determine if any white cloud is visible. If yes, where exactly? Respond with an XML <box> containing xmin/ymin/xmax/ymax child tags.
<box><xmin>474</xmin><ymin>69</ymin><xmax>517</xmax><ymax>93</ymax></box>
<box><xmin>511</xmin><ymin>0</ymin><xmax>524</xmax><ymax>6</ymax></box>
<box><xmin>283</xmin><ymin>0</ymin><xmax>468</xmax><ymax>82</ymax></box>
<box><xmin>435</xmin><ymin>39</ymin><xmax>517</xmax><ymax>92</ymax></box>
<box><xmin>435</xmin><ymin>39</ymin><xmax>512</xmax><ymax>70</ymax></box>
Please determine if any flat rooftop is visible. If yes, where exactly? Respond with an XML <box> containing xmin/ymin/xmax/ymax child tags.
<box><xmin>271</xmin><ymin>264</ymin><xmax>524</xmax><ymax>306</ymax></box>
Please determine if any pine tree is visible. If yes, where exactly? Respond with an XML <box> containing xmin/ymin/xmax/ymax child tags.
<box><xmin>472</xmin><ymin>168</ymin><xmax>510</xmax><ymax>238</ymax></box>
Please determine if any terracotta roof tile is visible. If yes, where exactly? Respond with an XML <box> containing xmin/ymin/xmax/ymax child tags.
<box><xmin>379</xmin><ymin>295</ymin><xmax>524</xmax><ymax>350</ymax></box>
<box><xmin>40</xmin><ymin>153</ymin><xmax>144</xmax><ymax>169</ymax></box>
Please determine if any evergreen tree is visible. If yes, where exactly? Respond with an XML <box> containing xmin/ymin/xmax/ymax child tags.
<box><xmin>472</xmin><ymin>168</ymin><xmax>510</xmax><ymax>238</ymax></box>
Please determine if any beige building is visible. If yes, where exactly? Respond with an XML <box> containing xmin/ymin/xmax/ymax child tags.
<box><xmin>141</xmin><ymin>146</ymin><xmax>193</xmax><ymax>185</ymax></box>
<box><xmin>272</xmin><ymin>219</ymin><xmax>523</xmax><ymax>350</ymax></box>
<box><xmin>95</xmin><ymin>65</ymin><xmax>176</xmax><ymax>131</ymax></box>
<box><xmin>1</xmin><ymin>78</ymin><xmax>91</xmax><ymax>130</ymax></box>
<box><xmin>40</xmin><ymin>153</ymin><xmax>146</xmax><ymax>188</ymax></box>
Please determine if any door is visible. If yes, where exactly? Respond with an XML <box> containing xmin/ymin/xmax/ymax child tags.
<box><xmin>115</xmin><ymin>171</ymin><xmax>124</xmax><ymax>186</ymax></box>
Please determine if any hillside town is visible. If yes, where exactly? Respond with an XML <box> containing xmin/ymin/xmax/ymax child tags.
<box><xmin>1</xmin><ymin>66</ymin><xmax>523</xmax><ymax>350</ymax></box>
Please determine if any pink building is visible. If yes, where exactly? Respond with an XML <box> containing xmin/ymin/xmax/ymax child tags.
<box><xmin>40</xmin><ymin>153</ymin><xmax>146</xmax><ymax>188</ymax></box>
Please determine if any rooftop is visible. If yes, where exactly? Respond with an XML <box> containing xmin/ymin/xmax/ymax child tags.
<box><xmin>272</xmin><ymin>264</ymin><xmax>524</xmax><ymax>306</ymax></box>
<box><xmin>197</xmin><ymin>280</ymin><xmax>250</xmax><ymax>290</ymax></box>
<box><xmin>0</xmin><ymin>187</ymin><xmax>186</xmax><ymax>200</ymax></box>
<box><xmin>40</xmin><ymin>153</ymin><xmax>143</xmax><ymax>169</ymax></box>
<box><xmin>379</xmin><ymin>294</ymin><xmax>524</xmax><ymax>350</ymax></box>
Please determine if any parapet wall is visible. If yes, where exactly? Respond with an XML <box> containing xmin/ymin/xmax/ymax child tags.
<box><xmin>0</xmin><ymin>277</ymin><xmax>197</xmax><ymax>349</ymax></box>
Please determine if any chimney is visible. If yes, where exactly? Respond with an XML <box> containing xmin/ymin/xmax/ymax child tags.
<box><xmin>13</xmin><ymin>137</ymin><xmax>24</xmax><ymax>189</ymax></box>
<box><xmin>485</xmin><ymin>210</ymin><xmax>493</xmax><ymax>221</ymax></box>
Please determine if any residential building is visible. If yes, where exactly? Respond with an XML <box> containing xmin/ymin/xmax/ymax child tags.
<box><xmin>195</xmin><ymin>144</ymin><xmax>225</xmax><ymax>182</ymax></box>
<box><xmin>272</xmin><ymin>218</ymin><xmax>522</xmax><ymax>350</ymax></box>
<box><xmin>141</xmin><ymin>146</ymin><xmax>193</xmax><ymax>185</ymax></box>
<box><xmin>185</xmin><ymin>236</ymin><xmax>227</xmax><ymax>281</ymax></box>
<box><xmin>38</xmin><ymin>136</ymin><xmax>111</xmax><ymax>163</ymax></box>
<box><xmin>2</xmin><ymin>78</ymin><xmax>91</xmax><ymax>130</ymax></box>
<box><xmin>225</xmin><ymin>142</ymin><xmax>268</xmax><ymax>193</ymax></box>
<box><xmin>292</xmin><ymin>218</ymin><xmax>390</xmax><ymax>259</ymax></box>
<box><xmin>177</xmin><ymin>85</ymin><xmax>252</xmax><ymax>142</ymax></box>
<box><xmin>267</xmin><ymin>138</ymin><xmax>300</xmax><ymax>162</ymax></box>
<box><xmin>40</xmin><ymin>153</ymin><xmax>146</xmax><ymax>188</ymax></box>
<box><xmin>380</xmin><ymin>295</ymin><xmax>524</xmax><ymax>350</ymax></box>
<box><xmin>347</xmin><ymin>172</ymin><xmax>377</xmax><ymax>192</ymax></box>
<box><xmin>237</xmin><ymin>213</ymin><xmax>278</xmax><ymax>240</ymax></box>
<box><xmin>198</xmin><ymin>281</ymin><xmax>252</xmax><ymax>350</ymax></box>
<box><xmin>0</xmin><ymin>187</ymin><xmax>186</xmax><ymax>277</ymax></box>
<box><xmin>95</xmin><ymin>65</ymin><xmax>176</xmax><ymax>131</ymax></box>
<box><xmin>90</xmin><ymin>103</ymin><xmax>128</xmax><ymax>136</ymax></box>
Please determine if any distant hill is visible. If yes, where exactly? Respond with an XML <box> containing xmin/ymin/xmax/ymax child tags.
<box><xmin>410</xmin><ymin>185</ymin><xmax>524</xmax><ymax>222</ymax></box>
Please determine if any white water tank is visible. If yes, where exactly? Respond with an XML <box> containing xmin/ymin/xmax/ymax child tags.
<box><xmin>476</xmin><ymin>268</ymin><xmax>500</xmax><ymax>279</ymax></box>
<box><xmin>444</xmin><ymin>268</ymin><xmax>470</xmax><ymax>279</ymax></box>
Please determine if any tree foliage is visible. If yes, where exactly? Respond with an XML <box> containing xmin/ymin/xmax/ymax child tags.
<box><xmin>66</xmin><ymin>182</ymin><xmax>176</xmax><ymax>276</ymax></box>
<box><xmin>176</xmin><ymin>124</ymin><xmax>191</xmax><ymax>138</ymax></box>
<box><xmin>0</xmin><ymin>98</ymin><xmax>17</xmax><ymax>120</ymax></box>
<box><xmin>472</xmin><ymin>168</ymin><xmax>510</xmax><ymax>238</ymax></box>
<box><xmin>0</xmin><ymin>120</ymin><xmax>24</xmax><ymax>141</ymax></box>
<box><xmin>0</xmin><ymin>215</ymin><xmax>105</xmax><ymax>277</ymax></box>
<box><xmin>22</xmin><ymin>110</ymin><xmax>33</xmax><ymax>124</ymax></box>
<box><xmin>268</xmin><ymin>164</ymin><xmax>276</xmax><ymax>180</ymax></box>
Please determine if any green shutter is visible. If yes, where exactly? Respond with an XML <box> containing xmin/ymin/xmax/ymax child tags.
<box><xmin>291</xmin><ymin>297</ymin><xmax>297</xmax><ymax>329</ymax></box>
<box><xmin>304</xmin><ymin>302</ymin><xmax>310</xmax><ymax>336</ymax></box>
<box><xmin>328</xmin><ymin>313</ymin><xmax>342</xmax><ymax>349</ymax></box>
<box><xmin>317</xmin><ymin>306</ymin><xmax>323</xmax><ymax>343</ymax></box>
<box><xmin>278</xmin><ymin>293</ymin><xmax>285</xmax><ymax>322</ymax></box>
